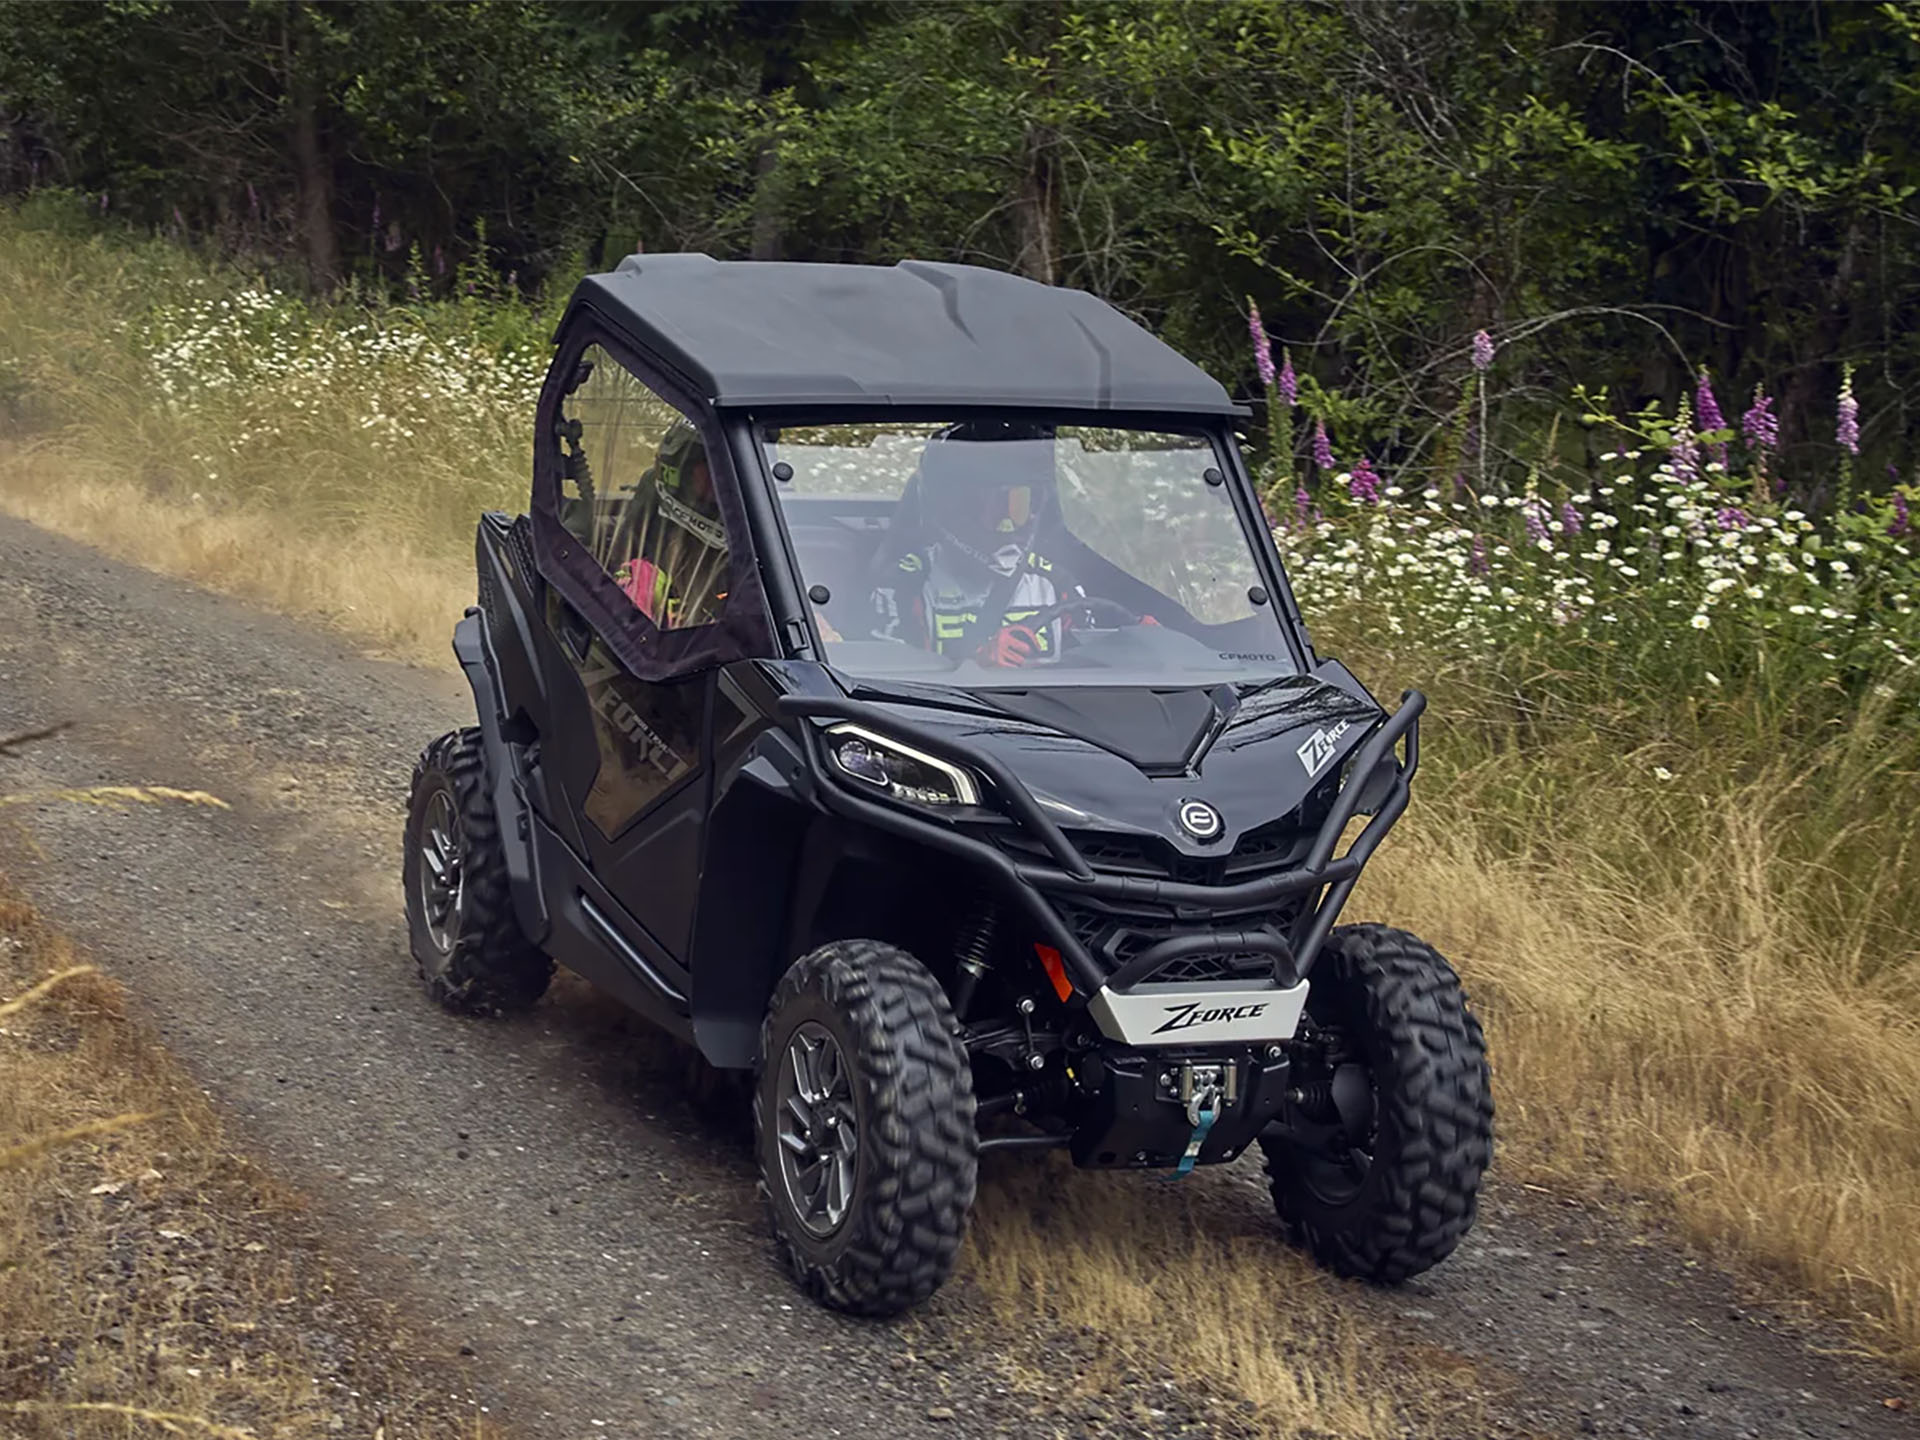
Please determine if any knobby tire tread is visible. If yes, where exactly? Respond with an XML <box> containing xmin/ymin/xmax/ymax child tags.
<box><xmin>1262</xmin><ymin>923</ymin><xmax>1494</xmax><ymax>1283</ymax></box>
<box><xmin>757</xmin><ymin>940</ymin><xmax>977</xmax><ymax>1316</ymax></box>
<box><xmin>407</xmin><ymin>728</ymin><xmax>552</xmax><ymax>1014</ymax></box>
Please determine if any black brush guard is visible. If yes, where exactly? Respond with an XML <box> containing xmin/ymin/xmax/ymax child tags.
<box><xmin>776</xmin><ymin>690</ymin><xmax>1424</xmax><ymax>1000</ymax></box>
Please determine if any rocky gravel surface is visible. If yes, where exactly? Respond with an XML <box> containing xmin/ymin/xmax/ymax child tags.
<box><xmin>0</xmin><ymin>511</ymin><xmax>1913</xmax><ymax>1439</ymax></box>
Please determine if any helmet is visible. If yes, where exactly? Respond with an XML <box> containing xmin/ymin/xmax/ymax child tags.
<box><xmin>650</xmin><ymin>418</ymin><xmax>724</xmax><ymax>554</ymax></box>
<box><xmin>918</xmin><ymin>421</ymin><xmax>1056</xmax><ymax>569</ymax></box>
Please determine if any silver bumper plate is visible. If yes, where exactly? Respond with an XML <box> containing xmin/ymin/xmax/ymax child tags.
<box><xmin>1087</xmin><ymin>979</ymin><xmax>1311</xmax><ymax>1048</ymax></box>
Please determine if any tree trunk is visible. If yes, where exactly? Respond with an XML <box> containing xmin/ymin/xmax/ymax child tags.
<box><xmin>749</xmin><ymin>139</ymin><xmax>782</xmax><ymax>261</ymax></box>
<box><xmin>286</xmin><ymin>3</ymin><xmax>338</xmax><ymax>291</ymax></box>
<box><xmin>1012</xmin><ymin>122</ymin><xmax>1058</xmax><ymax>285</ymax></box>
<box><xmin>1010</xmin><ymin>3</ymin><xmax>1060</xmax><ymax>285</ymax></box>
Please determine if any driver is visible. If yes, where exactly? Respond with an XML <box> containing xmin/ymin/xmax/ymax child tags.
<box><xmin>868</xmin><ymin>422</ymin><xmax>1084</xmax><ymax>667</ymax></box>
<box><xmin>616</xmin><ymin>418</ymin><xmax>729</xmax><ymax>629</ymax></box>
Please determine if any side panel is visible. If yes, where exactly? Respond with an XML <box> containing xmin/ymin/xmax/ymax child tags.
<box><xmin>687</xmin><ymin>663</ymin><xmax>809</xmax><ymax>1068</ymax></box>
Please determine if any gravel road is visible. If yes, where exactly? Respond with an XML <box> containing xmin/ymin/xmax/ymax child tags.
<box><xmin>0</xmin><ymin>511</ymin><xmax>1912</xmax><ymax>1440</ymax></box>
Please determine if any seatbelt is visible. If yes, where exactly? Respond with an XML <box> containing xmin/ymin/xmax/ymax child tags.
<box><xmin>956</xmin><ymin>549</ymin><xmax>1035</xmax><ymax>658</ymax></box>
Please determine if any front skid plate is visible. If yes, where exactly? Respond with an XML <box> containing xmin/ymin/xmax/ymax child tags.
<box><xmin>1087</xmin><ymin>979</ymin><xmax>1310</xmax><ymax>1047</ymax></box>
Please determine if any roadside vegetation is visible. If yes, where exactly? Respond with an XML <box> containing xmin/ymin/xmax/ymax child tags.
<box><xmin>0</xmin><ymin>880</ymin><xmax>491</xmax><ymax>1439</ymax></box>
<box><xmin>5</xmin><ymin>195</ymin><xmax>1917</xmax><ymax>1387</ymax></box>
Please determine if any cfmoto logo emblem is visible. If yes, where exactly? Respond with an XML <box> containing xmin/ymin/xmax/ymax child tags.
<box><xmin>1177</xmin><ymin>799</ymin><xmax>1222</xmax><ymax>842</ymax></box>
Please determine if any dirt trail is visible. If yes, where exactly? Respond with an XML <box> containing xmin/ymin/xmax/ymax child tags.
<box><xmin>0</xmin><ymin>511</ymin><xmax>1912</xmax><ymax>1440</ymax></box>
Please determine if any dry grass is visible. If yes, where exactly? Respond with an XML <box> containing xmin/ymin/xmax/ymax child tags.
<box><xmin>966</xmin><ymin>1160</ymin><xmax>1486</xmax><ymax>1438</ymax></box>
<box><xmin>0</xmin><ymin>889</ymin><xmax>495</xmax><ymax>1439</ymax></box>
<box><xmin>1355</xmin><ymin>760</ymin><xmax>1920</xmax><ymax>1369</ymax></box>
<box><xmin>0</xmin><ymin>442</ymin><xmax>470</xmax><ymax>664</ymax></box>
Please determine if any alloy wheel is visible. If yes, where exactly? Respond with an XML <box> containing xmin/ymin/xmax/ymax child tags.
<box><xmin>774</xmin><ymin>1021</ymin><xmax>859</xmax><ymax>1237</ymax></box>
<box><xmin>416</xmin><ymin>787</ymin><xmax>464</xmax><ymax>957</ymax></box>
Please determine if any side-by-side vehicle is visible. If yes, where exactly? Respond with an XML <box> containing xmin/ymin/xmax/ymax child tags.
<box><xmin>402</xmin><ymin>254</ymin><xmax>1493</xmax><ymax>1314</ymax></box>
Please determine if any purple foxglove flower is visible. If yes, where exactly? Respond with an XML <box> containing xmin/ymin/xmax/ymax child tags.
<box><xmin>1293</xmin><ymin>486</ymin><xmax>1311</xmax><ymax>528</ymax></box>
<box><xmin>1892</xmin><ymin>492</ymin><xmax>1911</xmax><ymax>539</ymax></box>
<box><xmin>1312</xmin><ymin>419</ymin><xmax>1334</xmax><ymax>473</ymax></box>
<box><xmin>1248</xmin><ymin>302</ymin><xmax>1276</xmax><ymax>387</ymax></box>
<box><xmin>1560</xmin><ymin>501</ymin><xmax>1582</xmax><ymax>536</ymax></box>
<box><xmin>1695</xmin><ymin>368</ymin><xmax>1728</xmax><ymax>467</ymax></box>
<box><xmin>1471</xmin><ymin>329</ymin><xmax>1494</xmax><ymax>372</ymax></box>
<box><xmin>1469</xmin><ymin>533</ymin><xmax>1489</xmax><ymax>575</ymax></box>
<box><xmin>434</xmin><ymin>244</ymin><xmax>447</xmax><ymax>277</ymax></box>
<box><xmin>1348</xmin><ymin>456</ymin><xmax>1383</xmax><ymax>506</ymax></box>
<box><xmin>1714</xmin><ymin>506</ymin><xmax>1751</xmax><ymax>531</ymax></box>
<box><xmin>1741</xmin><ymin>385</ymin><xmax>1777</xmax><ymax>449</ymax></box>
<box><xmin>1278</xmin><ymin>349</ymin><xmax>1297</xmax><ymax>407</ymax></box>
<box><xmin>1837</xmin><ymin>367</ymin><xmax>1860</xmax><ymax>455</ymax></box>
<box><xmin>1524</xmin><ymin>500</ymin><xmax>1548</xmax><ymax>542</ymax></box>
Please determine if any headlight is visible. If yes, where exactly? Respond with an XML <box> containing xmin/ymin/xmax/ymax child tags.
<box><xmin>824</xmin><ymin>723</ymin><xmax>980</xmax><ymax>807</ymax></box>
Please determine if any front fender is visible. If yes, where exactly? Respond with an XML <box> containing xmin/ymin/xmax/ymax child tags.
<box><xmin>453</xmin><ymin>611</ymin><xmax>551</xmax><ymax>946</ymax></box>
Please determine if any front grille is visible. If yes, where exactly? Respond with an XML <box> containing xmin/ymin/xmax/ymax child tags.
<box><xmin>989</xmin><ymin>820</ymin><xmax>1313</xmax><ymax>886</ymax></box>
<box><xmin>984</xmin><ymin>817</ymin><xmax>1314</xmax><ymax>985</ymax></box>
<box><xmin>1055</xmin><ymin>898</ymin><xmax>1296</xmax><ymax>986</ymax></box>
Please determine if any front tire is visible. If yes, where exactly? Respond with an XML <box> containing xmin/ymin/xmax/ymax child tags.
<box><xmin>755</xmin><ymin>940</ymin><xmax>977</xmax><ymax>1316</ymax></box>
<box><xmin>403</xmin><ymin>728</ymin><xmax>553</xmax><ymax>1014</ymax></box>
<box><xmin>1261</xmin><ymin>924</ymin><xmax>1493</xmax><ymax>1282</ymax></box>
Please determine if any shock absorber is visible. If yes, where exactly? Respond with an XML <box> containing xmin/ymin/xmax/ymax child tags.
<box><xmin>949</xmin><ymin>900</ymin><xmax>997</xmax><ymax>1022</ymax></box>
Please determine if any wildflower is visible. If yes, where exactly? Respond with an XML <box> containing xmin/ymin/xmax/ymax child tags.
<box><xmin>1837</xmin><ymin>365</ymin><xmax>1860</xmax><ymax>455</ymax></box>
<box><xmin>1471</xmin><ymin>329</ymin><xmax>1494</xmax><ymax>371</ymax></box>
<box><xmin>1704</xmin><ymin>671</ymin><xmax>1722</xmax><ymax>687</ymax></box>
<box><xmin>1695</xmin><ymin>368</ymin><xmax>1729</xmax><ymax>467</ymax></box>
<box><xmin>1293</xmin><ymin>486</ymin><xmax>1311</xmax><ymax>530</ymax></box>
<box><xmin>1714</xmin><ymin>507</ymin><xmax>1751</xmax><ymax>531</ymax></box>
<box><xmin>1248</xmin><ymin>300</ymin><xmax>1276</xmax><ymax>387</ymax></box>
<box><xmin>1689</xmin><ymin>613</ymin><xmax>1711</xmax><ymax>630</ymax></box>
<box><xmin>1313</xmin><ymin>419</ymin><xmax>1335</xmax><ymax>473</ymax></box>
<box><xmin>1892</xmin><ymin>491</ymin><xmax>1911</xmax><ymax>539</ymax></box>
<box><xmin>1523</xmin><ymin>500</ymin><xmax>1548</xmax><ymax>543</ymax></box>
<box><xmin>1670</xmin><ymin>395</ymin><xmax>1699</xmax><ymax>482</ymax></box>
<box><xmin>1742</xmin><ymin>384</ymin><xmax>1777</xmax><ymax>450</ymax></box>
<box><xmin>1653</xmin><ymin>766</ymin><xmax>1676</xmax><ymax>782</ymax></box>
<box><xmin>1278</xmin><ymin>349</ymin><xmax>1297</xmax><ymax>406</ymax></box>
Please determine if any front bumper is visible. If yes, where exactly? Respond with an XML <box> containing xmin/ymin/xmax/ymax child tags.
<box><xmin>775</xmin><ymin>688</ymin><xmax>1423</xmax><ymax>1003</ymax></box>
<box><xmin>1087</xmin><ymin>977</ymin><xmax>1310</xmax><ymax>1047</ymax></box>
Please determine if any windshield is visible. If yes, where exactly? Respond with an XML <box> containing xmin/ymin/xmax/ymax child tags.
<box><xmin>764</xmin><ymin>421</ymin><xmax>1296</xmax><ymax>688</ymax></box>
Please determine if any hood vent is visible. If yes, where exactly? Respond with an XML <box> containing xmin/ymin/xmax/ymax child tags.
<box><xmin>977</xmin><ymin>686</ymin><xmax>1237</xmax><ymax>775</ymax></box>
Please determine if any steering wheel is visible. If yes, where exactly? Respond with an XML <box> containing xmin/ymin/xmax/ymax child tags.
<box><xmin>1022</xmin><ymin>595</ymin><xmax>1143</xmax><ymax>634</ymax></box>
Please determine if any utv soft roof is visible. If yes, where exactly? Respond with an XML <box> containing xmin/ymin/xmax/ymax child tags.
<box><xmin>576</xmin><ymin>254</ymin><xmax>1243</xmax><ymax>416</ymax></box>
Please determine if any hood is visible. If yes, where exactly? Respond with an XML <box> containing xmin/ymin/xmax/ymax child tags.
<box><xmin>838</xmin><ymin>669</ymin><xmax>1385</xmax><ymax>859</ymax></box>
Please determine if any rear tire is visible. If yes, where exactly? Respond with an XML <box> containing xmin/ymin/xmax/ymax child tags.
<box><xmin>1261</xmin><ymin>923</ymin><xmax>1493</xmax><ymax>1282</ymax></box>
<box><xmin>403</xmin><ymin>728</ymin><xmax>553</xmax><ymax>1015</ymax></box>
<box><xmin>755</xmin><ymin>940</ymin><xmax>977</xmax><ymax>1316</ymax></box>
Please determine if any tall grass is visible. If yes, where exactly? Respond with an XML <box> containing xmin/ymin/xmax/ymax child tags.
<box><xmin>4</xmin><ymin>195</ymin><xmax>1918</xmax><ymax>1375</ymax></box>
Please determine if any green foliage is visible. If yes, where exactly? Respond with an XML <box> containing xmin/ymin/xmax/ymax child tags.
<box><xmin>3</xmin><ymin>1</ymin><xmax>1918</xmax><ymax>487</ymax></box>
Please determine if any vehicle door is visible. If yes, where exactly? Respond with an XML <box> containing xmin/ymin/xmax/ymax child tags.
<box><xmin>528</xmin><ymin>323</ymin><xmax>774</xmax><ymax>990</ymax></box>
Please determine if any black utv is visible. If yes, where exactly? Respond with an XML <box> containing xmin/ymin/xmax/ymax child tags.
<box><xmin>403</xmin><ymin>254</ymin><xmax>1493</xmax><ymax>1316</ymax></box>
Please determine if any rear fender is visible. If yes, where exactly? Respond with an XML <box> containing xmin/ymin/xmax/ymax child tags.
<box><xmin>452</xmin><ymin>607</ymin><xmax>552</xmax><ymax>946</ymax></box>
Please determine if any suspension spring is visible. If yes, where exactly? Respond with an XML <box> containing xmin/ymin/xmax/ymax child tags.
<box><xmin>950</xmin><ymin>900</ymin><xmax>998</xmax><ymax>1021</ymax></box>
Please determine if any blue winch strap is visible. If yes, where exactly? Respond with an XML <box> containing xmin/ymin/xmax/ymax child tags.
<box><xmin>1169</xmin><ymin>1100</ymin><xmax>1219</xmax><ymax>1181</ymax></box>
